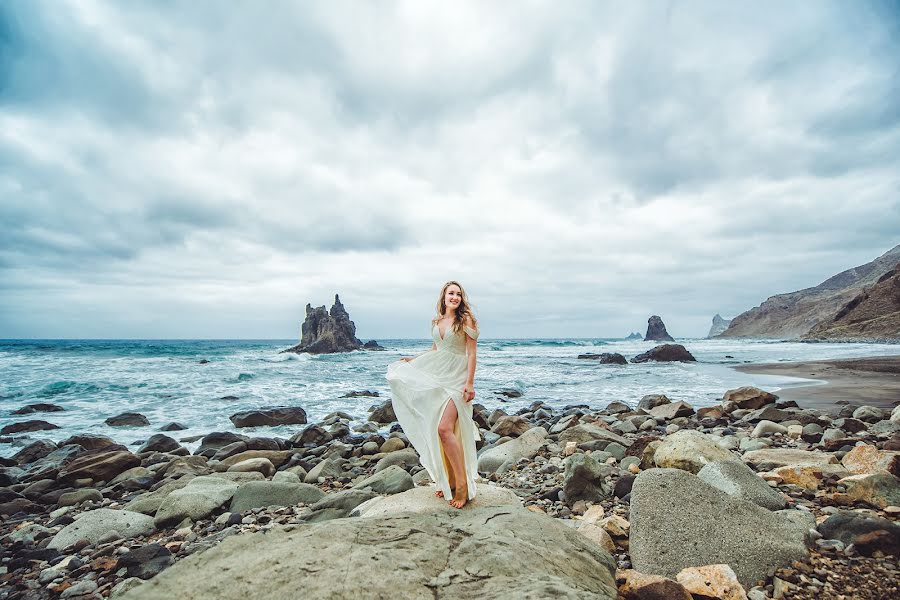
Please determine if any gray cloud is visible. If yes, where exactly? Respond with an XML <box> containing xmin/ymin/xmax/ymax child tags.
<box><xmin>0</xmin><ymin>1</ymin><xmax>898</xmax><ymax>339</ymax></box>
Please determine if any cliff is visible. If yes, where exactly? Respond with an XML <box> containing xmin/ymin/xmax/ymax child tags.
<box><xmin>707</xmin><ymin>314</ymin><xmax>732</xmax><ymax>338</ymax></box>
<box><xmin>718</xmin><ymin>244</ymin><xmax>900</xmax><ymax>339</ymax></box>
<box><xmin>801</xmin><ymin>263</ymin><xmax>900</xmax><ymax>343</ymax></box>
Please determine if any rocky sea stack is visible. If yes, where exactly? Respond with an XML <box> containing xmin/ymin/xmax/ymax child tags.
<box><xmin>283</xmin><ymin>295</ymin><xmax>382</xmax><ymax>354</ymax></box>
<box><xmin>643</xmin><ymin>316</ymin><xmax>675</xmax><ymax>342</ymax></box>
<box><xmin>707</xmin><ymin>314</ymin><xmax>732</xmax><ymax>338</ymax></box>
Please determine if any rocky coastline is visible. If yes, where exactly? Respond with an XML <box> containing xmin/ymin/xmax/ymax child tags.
<box><xmin>1</xmin><ymin>383</ymin><xmax>898</xmax><ymax>599</ymax></box>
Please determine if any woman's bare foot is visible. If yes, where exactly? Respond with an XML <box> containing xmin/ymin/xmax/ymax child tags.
<box><xmin>449</xmin><ymin>484</ymin><xmax>468</xmax><ymax>509</ymax></box>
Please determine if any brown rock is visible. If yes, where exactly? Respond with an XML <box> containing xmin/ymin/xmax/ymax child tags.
<box><xmin>770</xmin><ymin>466</ymin><xmax>822</xmax><ymax>490</ymax></box>
<box><xmin>618</xmin><ymin>569</ymin><xmax>692</xmax><ymax>600</ymax></box>
<box><xmin>648</xmin><ymin>401</ymin><xmax>695</xmax><ymax>420</ymax></box>
<box><xmin>721</xmin><ymin>387</ymin><xmax>777</xmax><ymax>410</ymax></box>
<box><xmin>631</xmin><ymin>344</ymin><xmax>696</xmax><ymax>363</ymax></box>
<box><xmin>215</xmin><ymin>450</ymin><xmax>295</xmax><ymax>471</ymax></box>
<box><xmin>57</xmin><ymin>446</ymin><xmax>140</xmax><ymax>484</ymax></box>
<box><xmin>676</xmin><ymin>564</ymin><xmax>748</xmax><ymax>600</ymax></box>
<box><xmin>491</xmin><ymin>415</ymin><xmax>531</xmax><ymax>437</ymax></box>
<box><xmin>841</xmin><ymin>444</ymin><xmax>900</xmax><ymax>476</ymax></box>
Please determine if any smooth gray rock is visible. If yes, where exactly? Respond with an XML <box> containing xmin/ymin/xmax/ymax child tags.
<box><xmin>119</xmin><ymin>506</ymin><xmax>617</xmax><ymax>600</ymax></box>
<box><xmin>629</xmin><ymin>468</ymin><xmax>808</xmax><ymax>587</ymax></box>
<box><xmin>351</xmin><ymin>465</ymin><xmax>414</xmax><ymax>495</ymax></box>
<box><xmin>374</xmin><ymin>448</ymin><xmax>420</xmax><ymax>473</ymax></box>
<box><xmin>124</xmin><ymin>478</ymin><xmax>195</xmax><ymax>515</ymax></box>
<box><xmin>653</xmin><ymin>430</ymin><xmax>739</xmax><ymax>473</ymax></box>
<box><xmin>58</xmin><ymin>488</ymin><xmax>103</xmax><ymax>507</ymax></box>
<box><xmin>48</xmin><ymin>508</ymin><xmax>155</xmax><ymax>550</ymax></box>
<box><xmin>477</xmin><ymin>426</ymin><xmax>547</xmax><ymax>474</ymax></box>
<box><xmin>303</xmin><ymin>458</ymin><xmax>345</xmax><ymax>483</ymax></box>
<box><xmin>229</xmin><ymin>481</ymin><xmax>326</xmax><ymax>512</ymax></box>
<box><xmin>309</xmin><ymin>489</ymin><xmax>379</xmax><ymax>513</ymax></box>
<box><xmin>154</xmin><ymin>476</ymin><xmax>239</xmax><ymax>527</ymax></box>
<box><xmin>697</xmin><ymin>460</ymin><xmax>787</xmax><ymax>510</ymax></box>
<box><xmin>557</xmin><ymin>423</ymin><xmax>631</xmax><ymax>447</ymax></box>
<box><xmin>563</xmin><ymin>453</ymin><xmax>611</xmax><ymax>505</ymax></box>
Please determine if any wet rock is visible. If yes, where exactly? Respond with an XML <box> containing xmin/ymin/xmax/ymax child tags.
<box><xmin>11</xmin><ymin>439</ymin><xmax>58</xmax><ymax>465</ymax></box>
<box><xmin>138</xmin><ymin>434</ymin><xmax>180</xmax><ymax>454</ymax></box>
<box><xmin>629</xmin><ymin>468</ymin><xmax>809</xmax><ymax>587</ymax></box>
<box><xmin>48</xmin><ymin>508</ymin><xmax>155</xmax><ymax>550</ymax></box>
<box><xmin>352</xmin><ymin>465</ymin><xmax>414</xmax><ymax>495</ymax></box>
<box><xmin>368</xmin><ymin>400</ymin><xmax>397</xmax><ymax>424</ymax></box>
<box><xmin>631</xmin><ymin>344</ymin><xmax>696</xmax><ymax>363</ymax></box>
<box><xmin>12</xmin><ymin>402</ymin><xmax>64</xmax><ymax>415</ymax></box>
<box><xmin>230</xmin><ymin>407</ymin><xmax>307</xmax><ymax>428</ymax></box>
<box><xmin>58</xmin><ymin>433</ymin><xmax>117</xmax><ymax>450</ymax></box>
<box><xmin>578</xmin><ymin>352</ymin><xmax>628</xmax><ymax>364</ymax></box>
<box><xmin>159</xmin><ymin>422</ymin><xmax>186</xmax><ymax>432</ymax></box>
<box><xmin>117</xmin><ymin>542</ymin><xmax>175</xmax><ymax>579</ymax></box>
<box><xmin>1</xmin><ymin>420</ymin><xmax>60</xmax><ymax>434</ymax></box>
<box><xmin>229</xmin><ymin>481</ymin><xmax>325</xmax><ymax>512</ymax></box>
<box><xmin>194</xmin><ymin>431</ymin><xmax>246</xmax><ymax>457</ymax></box>
<box><xmin>698</xmin><ymin>460</ymin><xmax>786</xmax><ymax>510</ymax></box>
<box><xmin>106</xmin><ymin>412</ymin><xmax>150</xmax><ymax>427</ymax></box>
<box><xmin>653</xmin><ymin>430</ymin><xmax>739</xmax><ymax>474</ymax></box>
<box><xmin>478</xmin><ymin>427</ymin><xmax>548</xmax><ymax>474</ymax></box>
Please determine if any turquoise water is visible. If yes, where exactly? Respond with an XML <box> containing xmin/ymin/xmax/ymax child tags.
<box><xmin>1</xmin><ymin>338</ymin><xmax>897</xmax><ymax>456</ymax></box>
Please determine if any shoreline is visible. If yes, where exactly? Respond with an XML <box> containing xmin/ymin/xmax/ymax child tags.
<box><xmin>734</xmin><ymin>355</ymin><xmax>900</xmax><ymax>412</ymax></box>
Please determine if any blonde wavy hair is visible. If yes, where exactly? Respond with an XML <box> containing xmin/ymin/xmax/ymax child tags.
<box><xmin>432</xmin><ymin>280</ymin><xmax>478</xmax><ymax>335</ymax></box>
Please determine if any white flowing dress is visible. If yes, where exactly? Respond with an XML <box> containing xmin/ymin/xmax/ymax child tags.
<box><xmin>386</xmin><ymin>322</ymin><xmax>480</xmax><ymax>500</ymax></box>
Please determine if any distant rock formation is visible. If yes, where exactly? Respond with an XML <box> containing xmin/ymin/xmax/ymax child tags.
<box><xmin>707</xmin><ymin>314</ymin><xmax>732</xmax><ymax>338</ymax></box>
<box><xmin>801</xmin><ymin>262</ymin><xmax>900</xmax><ymax>343</ymax></box>
<box><xmin>624</xmin><ymin>332</ymin><xmax>642</xmax><ymax>340</ymax></box>
<box><xmin>719</xmin><ymin>244</ymin><xmax>900</xmax><ymax>339</ymax></box>
<box><xmin>283</xmin><ymin>295</ymin><xmax>375</xmax><ymax>354</ymax></box>
<box><xmin>644</xmin><ymin>316</ymin><xmax>675</xmax><ymax>342</ymax></box>
<box><xmin>631</xmin><ymin>344</ymin><xmax>697</xmax><ymax>363</ymax></box>
<box><xmin>577</xmin><ymin>352</ymin><xmax>628</xmax><ymax>364</ymax></box>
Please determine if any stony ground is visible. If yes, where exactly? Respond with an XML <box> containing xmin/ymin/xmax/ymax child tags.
<box><xmin>1</xmin><ymin>384</ymin><xmax>898</xmax><ymax>599</ymax></box>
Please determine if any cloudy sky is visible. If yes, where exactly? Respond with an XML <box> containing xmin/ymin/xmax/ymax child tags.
<box><xmin>1</xmin><ymin>1</ymin><xmax>898</xmax><ymax>340</ymax></box>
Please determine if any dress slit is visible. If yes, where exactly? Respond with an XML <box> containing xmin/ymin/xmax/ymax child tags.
<box><xmin>437</xmin><ymin>396</ymin><xmax>465</xmax><ymax>496</ymax></box>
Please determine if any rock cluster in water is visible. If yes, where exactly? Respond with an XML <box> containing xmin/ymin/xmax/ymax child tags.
<box><xmin>282</xmin><ymin>294</ymin><xmax>383</xmax><ymax>354</ymax></box>
<box><xmin>1</xmin><ymin>387</ymin><xmax>898</xmax><ymax>599</ymax></box>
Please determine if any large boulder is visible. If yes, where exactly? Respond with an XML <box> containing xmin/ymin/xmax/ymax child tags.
<box><xmin>577</xmin><ymin>352</ymin><xmax>628</xmax><ymax>365</ymax></box>
<box><xmin>229</xmin><ymin>481</ymin><xmax>325</xmax><ymax>512</ymax></box>
<box><xmin>125</xmin><ymin>478</ymin><xmax>195</xmax><ymax>515</ymax></box>
<box><xmin>194</xmin><ymin>432</ymin><xmax>246</xmax><ymax>458</ymax></box>
<box><xmin>817</xmin><ymin>511</ymin><xmax>900</xmax><ymax>556</ymax></box>
<box><xmin>154</xmin><ymin>476</ymin><xmax>240</xmax><ymax>527</ymax></box>
<box><xmin>138</xmin><ymin>434</ymin><xmax>180</xmax><ymax>454</ymax></box>
<box><xmin>282</xmin><ymin>294</ymin><xmax>362</xmax><ymax>354</ymax></box>
<box><xmin>841</xmin><ymin>444</ymin><xmax>899</xmax><ymax>476</ymax></box>
<box><xmin>629</xmin><ymin>468</ymin><xmax>809</xmax><ymax>587</ymax></box>
<box><xmin>742</xmin><ymin>448</ymin><xmax>842</xmax><ymax>472</ymax></box>
<box><xmin>478</xmin><ymin>427</ymin><xmax>548</xmax><ymax>474</ymax></box>
<box><xmin>118</xmin><ymin>505</ymin><xmax>617</xmax><ymax>600</ymax></box>
<box><xmin>697</xmin><ymin>460</ymin><xmax>787</xmax><ymax>510</ymax></box>
<box><xmin>48</xmin><ymin>509</ymin><xmax>155</xmax><ymax>550</ymax></box>
<box><xmin>11</xmin><ymin>403</ymin><xmax>64</xmax><ymax>415</ymax></box>
<box><xmin>490</xmin><ymin>415</ymin><xmax>531</xmax><ymax>437</ymax></box>
<box><xmin>838</xmin><ymin>473</ymin><xmax>900</xmax><ymax>509</ymax></box>
<box><xmin>215</xmin><ymin>450</ymin><xmax>295</xmax><ymax>471</ymax></box>
<box><xmin>631</xmin><ymin>344</ymin><xmax>696</xmax><ymax>363</ymax></box>
<box><xmin>229</xmin><ymin>407</ymin><xmax>307</xmax><ymax>428</ymax></box>
<box><xmin>644</xmin><ymin>315</ymin><xmax>675</xmax><ymax>342</ymax></box>
<box><xmin>653</xmin><ymin>430</ymin><xmax>739</xmax><ymax>474</ymax></box>
<box><xmin>648</xmin><ymin>401</ymin><xmax>694</xmax><ymax>421</ymax></box>
<box><xmin>57</xmin><ymin>446</ymin><xmax>141</xmax><ymax>484</ymax></box>
<box><xmin>351</xmin><ymin>465</ymin><xmax>414</xmax><ymax>495</ymax></box>
<box><xmin>368</xmin><ymin>400</ymin><xmax>396</xmax><ymax>423</ymax></box>
<box><xmin>637</xmin><ymin>394</ymin><xmax>671</xmax><ymax>411</ymax></box>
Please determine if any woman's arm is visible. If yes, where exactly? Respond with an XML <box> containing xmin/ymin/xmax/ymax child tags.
<box><xmin>463</xmin><ymin>319</ymin><xmax>477</xmax><ymax>402</ymax></box>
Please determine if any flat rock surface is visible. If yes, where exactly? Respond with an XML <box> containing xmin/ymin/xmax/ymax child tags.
<box><xmin>629</xmin><ymin>468</ymin><xmax>809</xmax><ymax>588</ymax></box>
<box><xmin>120</xmin><ymin>506</ymin><xmax>617</xmax><ymax>600</ymax></box>
<box><xmin>48</xmin><ymin>508</ymin><xmax>155</xmax><ymax>550</ymax></box>
<box><xmin>354</xmin><ymin>483</ymin><xmax>522</xmax><ymax>518</ymax></box>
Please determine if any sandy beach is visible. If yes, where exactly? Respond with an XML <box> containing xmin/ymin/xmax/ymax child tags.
<box><xmin>735</xmin><ymin>355</ymin><xmax>900</xmax><ymax>411</ymax></box>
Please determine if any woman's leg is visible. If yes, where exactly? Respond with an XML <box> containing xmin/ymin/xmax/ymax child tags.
<box><xmin>438</xmin><ymin>398</ymin><xmax>468</xmax><ymax>508</ymax></box>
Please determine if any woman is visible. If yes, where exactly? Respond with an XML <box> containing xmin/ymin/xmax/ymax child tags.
<box><xmin>386</xmin><ymin>281</ymin><xmax>479</xmax><ymax>508</ymax></box>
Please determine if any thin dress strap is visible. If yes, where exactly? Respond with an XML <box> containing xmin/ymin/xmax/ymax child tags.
<box><xmin>463</xmin><ymin>325</ymin><xmax>479</xmax><ymax>340</ymax></box>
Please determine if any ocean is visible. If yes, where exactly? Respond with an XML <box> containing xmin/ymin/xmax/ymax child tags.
<box><xmin>1</xmin><ymin>337</ymin><xmax>898</xmax><ymax>457</ymax></box>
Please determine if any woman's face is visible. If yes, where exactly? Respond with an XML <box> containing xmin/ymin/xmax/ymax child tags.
<box><xmin>444</xmin><ymin>285</ymin><xmax>462</xmax><ymax>312</ymax></box>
